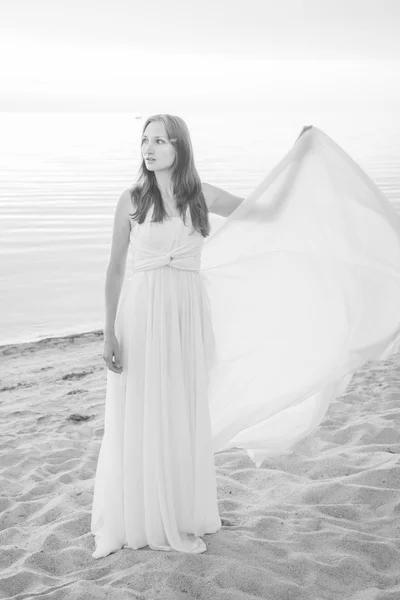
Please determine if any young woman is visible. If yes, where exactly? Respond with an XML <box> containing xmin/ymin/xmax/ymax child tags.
<box><xmin>91</xmin><ymin>114</ymin><xmax>247</xmax><ymax>558</ymax></box>
<box><xmin>91</xmin><ymin>115</ymin><xmax>400</xmax><ymax>558</ymax></box>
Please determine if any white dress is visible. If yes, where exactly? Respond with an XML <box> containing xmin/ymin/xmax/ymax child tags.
<box><xmin>91</xmin><ymin>126</ymin><xmax>400</xmax><ymax>558</ymax></box>
<box><xmin>91</xmin><ymin>202</ymin><xmax>222</xmax><ymax>558</ymax></box>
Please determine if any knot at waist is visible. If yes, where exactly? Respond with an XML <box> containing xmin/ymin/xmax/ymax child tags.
<box><xmin>131</xmin><ymin>241</ymin><xmax>201</xmax><ymax>273</ymax></box>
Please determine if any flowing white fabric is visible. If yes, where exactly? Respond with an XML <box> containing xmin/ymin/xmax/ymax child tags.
<box><xmin>91</xmin><ymin>126</ymin><xmax>400</xmax><ymax>558</ymax></box>
<box><xmin>201</xmin><ymin>126</ymin><xmax>400</xmax><ymax>467</ymax></box>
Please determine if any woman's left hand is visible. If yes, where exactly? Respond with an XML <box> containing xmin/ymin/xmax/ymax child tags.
<box><xmin>296</xmin><ymin>125</ymin><xmax>313</xmax><ymax>142</ymax></box>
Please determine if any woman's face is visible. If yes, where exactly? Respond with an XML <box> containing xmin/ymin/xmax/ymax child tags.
<box><xmin>142</xmin><ymin>121</ymin><xmax>176</xmax><ymax>171</ymax></box>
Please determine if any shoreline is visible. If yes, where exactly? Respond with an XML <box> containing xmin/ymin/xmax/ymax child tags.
<box><xmin>0</xmin><ymin>328</ymin><xmax>104</xmax><ymax>356</ymax></box>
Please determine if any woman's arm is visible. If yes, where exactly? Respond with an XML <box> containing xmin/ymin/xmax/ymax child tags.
<box><xmin>202</xmin><ymin>182</ymin><xmax>245</xmax><ymax>218</ymax></box>
<box><xmin>104</xmin><ymin>189</ymin><xmax>131</xmax><ymax>337</ymax></box>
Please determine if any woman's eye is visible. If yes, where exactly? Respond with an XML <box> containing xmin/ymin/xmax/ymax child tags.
<box><xmin>141</xmin><ymin>139</ymin><xmax>164</xmax><ymax>144</ymax></box>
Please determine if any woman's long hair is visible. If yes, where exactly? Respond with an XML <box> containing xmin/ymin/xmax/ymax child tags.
<box><xmin>128</xmin><ymin>114</ymin><xmax>211</xmax><ymax>238</ymax></box>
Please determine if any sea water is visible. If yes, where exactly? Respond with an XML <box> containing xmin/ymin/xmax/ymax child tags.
<box><xmin>0</xmin><ymin>109</ymin><xmax>399</xmax><ymax>345</ymax></box>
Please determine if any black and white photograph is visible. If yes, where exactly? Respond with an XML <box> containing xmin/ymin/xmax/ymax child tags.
<box><xmin>1</xmin><ymin>0</ymin><xmax>400</xmax><ymax>598</ymax></box>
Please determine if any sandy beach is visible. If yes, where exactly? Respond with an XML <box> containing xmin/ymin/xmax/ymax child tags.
<box><xmin>1</xmin><ymin>329</ymin><xmax>400</xmax><ymax>600</ymax></box>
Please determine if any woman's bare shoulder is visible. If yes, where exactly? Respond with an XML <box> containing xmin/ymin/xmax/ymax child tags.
<box><xmin>119</xmin><ymin>188</ymin><xmax>137</xmax><ymax>231</ymax></box>
<box><xmin>122</xmin><ymin>187</ymin><xmax>136</xmax><ymax>210</ymax></box>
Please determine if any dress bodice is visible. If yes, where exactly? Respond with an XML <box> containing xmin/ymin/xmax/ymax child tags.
<box><xmin>130</xmin><ymin>203</ymin><xmax>204</xmax><ymax>273</ymax></box>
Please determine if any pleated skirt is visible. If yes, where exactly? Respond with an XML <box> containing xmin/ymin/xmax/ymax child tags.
<box><xmin>91</xmin><ymin>265</ymin><xmax>222</xmax><ymax>558</ymax></box>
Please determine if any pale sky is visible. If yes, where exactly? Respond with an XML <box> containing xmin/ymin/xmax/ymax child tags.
<box><xmin>0</xmin><ymin>0</ymin><xmax>399</xmax><ymax>112</ymax></box>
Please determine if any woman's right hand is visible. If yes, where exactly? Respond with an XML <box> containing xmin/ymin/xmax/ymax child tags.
<box><xmin>102</xmin><ymin>332</ymin><xmax>123</xmax><ymax>374</ymax></box>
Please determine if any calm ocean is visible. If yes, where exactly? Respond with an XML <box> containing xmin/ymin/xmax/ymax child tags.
<box><xmin>1</xmin><ymin>110</ymin><xmax>399</xmax><ymax>345</ymax></box>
